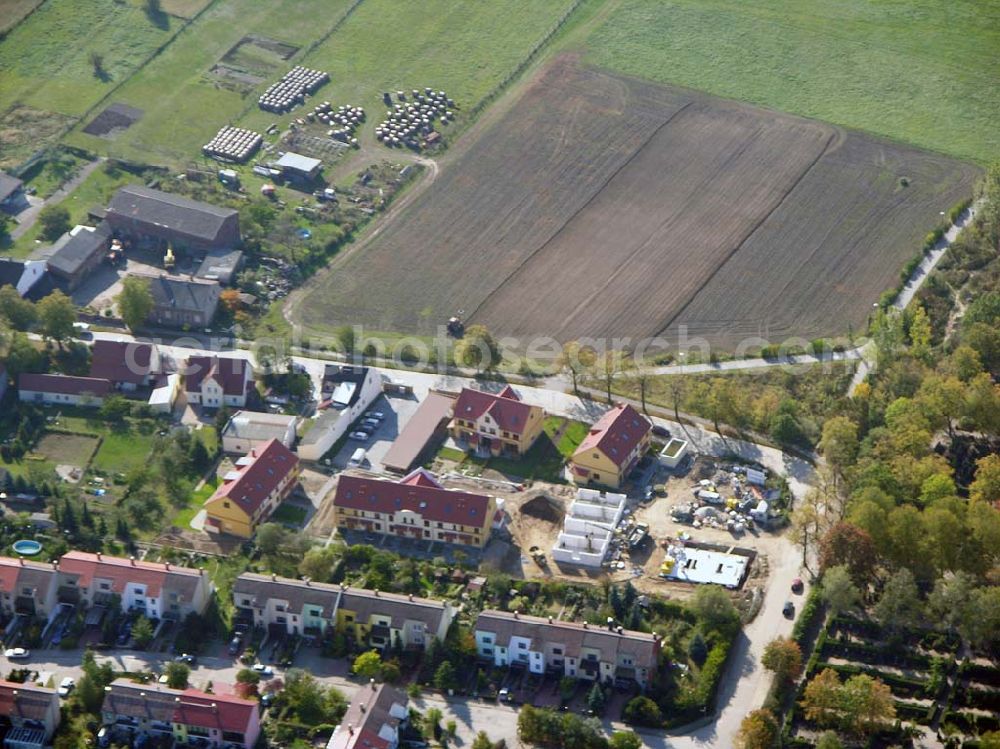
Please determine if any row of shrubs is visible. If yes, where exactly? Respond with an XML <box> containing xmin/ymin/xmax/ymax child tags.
<box><xmin>814</xmin><ymin>661</ymin><xmax>930</xmax><ymax>700</ymax></box>
<box><xmin>942</xmin><ymin>710</ymin><xmax>1000</xmax><ymax>735</ymax></box>
<box><xmin>959</xmin><ymin>661</ymin><xmax>1000</xmax><ymax>688</ymax></box>
<box><xmin>952</xmin><ymin>685</ymin><xmax>1000</xmax><ymax>713</ymax></box>
<box><xmin>893</xmin><ymin>699</ymin><xmax>937</xmax><ymax>725</ymax></box>
<box><xmin>828</xmin><ymin>614</ymin><xmax>961</xmax><ymax>654</ymax></box>
<box><xmin>819</xmin><ymin>638</ymin><xmax>933</xmax><ymax>671</ymax></box>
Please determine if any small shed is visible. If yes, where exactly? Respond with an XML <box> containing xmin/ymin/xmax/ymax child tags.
<box><xmin>275</xmin><ymin>152</ymin><xmax>322</xmax><ymax>181</ymax></box>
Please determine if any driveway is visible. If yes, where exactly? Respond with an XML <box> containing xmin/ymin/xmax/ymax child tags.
<box><xmin>15</xmin><ymin>158</ymin><xmax>105</xmax><ymax>240</ymax></box>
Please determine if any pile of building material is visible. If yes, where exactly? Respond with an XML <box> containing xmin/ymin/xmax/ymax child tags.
<box><xmin>551</xmin><ymin>488</ymin><xmax>626</xmax><ymax>568</ymax></box>
<box><xmin>375</xmin><ymin>87</ymin><xmax>454</xmax><ymax>149</ymax></box>
<box><xmin>202</xmin><ymin>126</ymin><xmax>262</xmax><ymax>163</ymax></box>
<box><xmin>307</xmin><ymin>102</ymin><xmax>364</xmax><ymax>145</ymax></box>
<box><xmin>258</xmin><ymin>66</ymin><xmax>329</xmax><ymax>113</ymax></box>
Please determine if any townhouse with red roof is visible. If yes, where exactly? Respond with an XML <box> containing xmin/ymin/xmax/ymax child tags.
<box><xmin>0</xmin><ymin>680</ymin><xmax>61</xmax><ymax>749</ymax></box>
<box><xmin>17</xmin><ymin>373</ymin><xmax>111</xmax><ymax>407</ymax></box>
<box><xmin>332</xmin><ymin>468</ymin><xmax>497</xmax><ymax>548</ymax></box>
<box><xmin>183</xmin><ymin>355</ymin><xmax>253</xmax><ymax>409</ymax></box>
<box><xmin>203</xmin><ymin>439</ymin><xmax>300</xmax><ymax>538</ymax></box>
<box><xmin>0</xmin><ymin>557</ymin><xmax>60</xmax><ymax>619</ymax></box>
<box><xmin>570</xmin><ymin>403</ymin><xmax>652</xmax><ymax>489</ymax></box>
<box><xmin>101</xmin><ymin>679</ymin><xmax>260</xmax><ymax>749</ymax></box>
<box><xmin>89</xmin><ymin>340</ymin><xmax>161</xmax><ymax>392</ymax></box>
<box><xmin>57</xmin><ymin>551</ymin><xmax>213</xmax><ymax>620</ymax></box>
<box><xmin>449</xmin><ymin>386</ymin><xmax>544</xmax><ymax>458</ymax></box>
<box><xmin>327</xmin><ymin>682</ymin><xmax>408</xmax><ymax>749</ymax></box>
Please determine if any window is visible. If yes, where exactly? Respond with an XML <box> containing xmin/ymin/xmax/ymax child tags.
<box><xmin>552</xmin><ymin>647</ymin><xmax>562</xmax><ymax>655</ymax></box>
<box><xmin>21</xmin><ymin>587</ymin><xmax>31</xmax><ymax>596</ymax></box>
<box><xmin>223</xmin><ymin>501</ymin><xmax>231</xmax><ymax>509</ymax></box>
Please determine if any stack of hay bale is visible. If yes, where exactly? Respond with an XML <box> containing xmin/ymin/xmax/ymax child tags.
<box><xmin>202</xmin><ymin>125</ymin><xmax>263</xmax><ymax>162</ymax></box>
<box><xmin>258</xmin><ymin>66</ymin><xmax>330</xmax><ymax>113</ymax></box>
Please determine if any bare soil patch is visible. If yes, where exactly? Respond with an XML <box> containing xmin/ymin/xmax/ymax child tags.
<box><xmin>301</xmin><ymin>56</ymin><xmax>977</xmax><ymax>349</ymax></box>
<box><xmin>34</xmin><ymin>432</ymin><xmax>99</xmax><ymax>467</ymax></box>
<box><xmin>82</xmin><ymin>103</ymin><xmax>144</xmax><ymax>138</ymax></box>
<box><xmin>0</xmin><ymin>0</ymin><xmax>42</xmax><ymax>33</ymax></box>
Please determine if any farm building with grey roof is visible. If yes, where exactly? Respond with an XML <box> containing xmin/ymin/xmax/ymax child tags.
<box><xmin>106</xmin><ymin>185</ymin><xmax>240</xmax><ymax>251</ymax></box>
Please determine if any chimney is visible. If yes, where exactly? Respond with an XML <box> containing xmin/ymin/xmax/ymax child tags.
<box><xmin>165</xmin><ymin>563</ymin><xmax>170</xmax><ymax>570</ymax></box>
<box><xmin>607</xmin><ymin>617</ymin><xmax>614</xmax><ymax>632</ymax></box>
<box><xmin>408</xmin><ymin>594</ymin><xmax>413</xmax><ymax>601</ymax></box>
<box><xmin>304</xmin><ymin>577</ymin><xmax>311</xmax><ymax>586</ymax></box>
<box><xmin>374</xmin><ymin>588</ymin><xmax>379</xmax><ymax>597</ymax></box>
<box><xmin>617</xmin><ymin>626</ymin><xmax>623</xmax><ymax>634</ymax></box>
<box><xmin>370</xmin><ymin>678</ymin><xmax>376</xmax><ymax>690</ymax></box>
<box><xmin>97</xmin><ymin>552</ymin><xmax>102</xmax><ymax>560</ymax></box>
<box><xmin>212</xmin><ymin>703</ymin><xmax>218</xmax><ymax>713</ymax></box>
<box><xmin>347</xmin><ymin>725</ymin><xmax>354</xmax><ymax>736</ymax></box>
<box><xmin>272</xmin><ymin>573</ymin><xmax>277</xmax><ymax>581</ymax></box>
<box><xmin>513</xmin><ymin>610</ymin><xmax>519</xmax><ymax>619</ymax></box>
<box><xmin>52</xmin><ymin>561</ymin><xmax>58</xmax><ymax>570</ymax></box>
<box><xmin>583</xmin><ymin>622</ymin><xmax>588</xmax><ymax>629</ymax></box>
<box><xmin>130</xmin><ymin>556</ymin><xmax>136</xmax><ymax>566</ymax></box>
<box><xmin>18</xmin><ymin>557</ymin><xmax>23</xmax><ymax>566</ymax></box>
<box><xmin>547</xmin><ymin>616</ymin><xmax>552</xmax><ymax>624</ymax></box>
<box><xmin>360</xmin><ymin>705</ymin><xmax>366</xmax><ymax>713</ymax></box>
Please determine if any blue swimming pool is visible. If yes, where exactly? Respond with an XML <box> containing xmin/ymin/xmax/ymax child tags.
<box><xmin>11</xmin><ymin>540</ymin><xmax>42</xmax><ymax>556</ymax></box>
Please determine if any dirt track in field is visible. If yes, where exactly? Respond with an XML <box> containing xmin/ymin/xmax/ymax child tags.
<box><xmin>298</xmin><ymin>56</ymin><xmax>979</xmax><ymax>348</ymax></box>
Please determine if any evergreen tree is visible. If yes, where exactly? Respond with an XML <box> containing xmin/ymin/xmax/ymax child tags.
<box><xmin>81</xmin><ymin>501</ymin><xmax>95</xmax><ymax>530</ymax></box>
<box><xmin>61</xmin><ymin>498</ymin><xmax>78</xmax><ymax>534</ymax></box>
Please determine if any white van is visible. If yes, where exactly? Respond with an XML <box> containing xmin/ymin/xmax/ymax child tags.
<box><xmin>348</xmin><ymin>448</ymin><xmax>367</xmax><ymax>468</ymax></box>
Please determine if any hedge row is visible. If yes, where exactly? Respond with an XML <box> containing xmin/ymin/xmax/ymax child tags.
<box><xmin>815</xmin><ymin>661</ymin><xmax>928</xmax><ymax>700</ymax></box>
<box><xmin>819</xmin><ymin>639</ymin><xmax>932</xmax><ymax>671</ymax></box>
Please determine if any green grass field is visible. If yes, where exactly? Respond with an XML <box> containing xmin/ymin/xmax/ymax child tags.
<box><xmin>586</xmin><ymin>0</ymin><xmax>1000</xmax><ymax>163</ymax></box>
<box><xmin>67</xmin><ymin>0</ymin><xmax>578</xmax><ymax>166</ymax></box>
<box><xmin>67</xmin><ymin>0</ymin><xmax>355</xmax><ymax>165</ymax></box>
<box><xmin>0</xmin><ymin>0</ymin><xmax>179</xmax><ymax>117</ymax></box>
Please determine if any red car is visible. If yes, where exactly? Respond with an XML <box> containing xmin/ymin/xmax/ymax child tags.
<box><xmin>791</xmin><ymin>578</ymin><xmax>804</xmax><ymax>594</ymax></box>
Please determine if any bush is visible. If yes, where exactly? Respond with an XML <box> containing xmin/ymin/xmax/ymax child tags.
<box><xmin>622</xmin><ymin>696</ymin><xmax>662</xmax><ymax>728</ymax></box>
<box><xmin>792</xmin><ymin>586</ymin><xmax>824</xmax><ymax>646</ymax></box>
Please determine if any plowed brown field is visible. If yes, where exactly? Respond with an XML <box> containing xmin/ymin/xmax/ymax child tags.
<box><xmin>299</xmin><ymin>57</ymin><xmax>978</xmax><ymax>349</ymax></box>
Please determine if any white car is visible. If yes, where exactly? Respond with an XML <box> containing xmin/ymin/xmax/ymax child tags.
<box><xmin>365</xmin><ymin>411</ymin><xmax>385</xmax><ymax>421</ymax></box>
<box><xmin>4</xmin><ymin>648</ymin><xmax>29</xmax><ymax>660</ymax></box>
<box><xmin>251</xmin><ymin>664</ymin><xmax>274</xmax><ymax>678</ymax></box>
<box><xmin>348</xmin><ymin>431</ymin><xmax>370</xmax><ymax>441</ymax></box>
<box><xmin>57</xmin><ymin>677</ymin><xmax>75</xmax><ymax>697</ymax></box>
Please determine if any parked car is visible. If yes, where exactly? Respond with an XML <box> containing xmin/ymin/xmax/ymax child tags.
<box><xmin>175</xmin><ymin>653</ymin><xmax>197</xmax><ymax>665</ymax></box>
<box><xmin>652</xmin><ymin>424</ymin><xmax>671</xmax><ymax>438</ymax></box>
<box><xmin>251</xmin><ymin>664</ymin><xmax>274</xmax><ymax>678</ymax></box>
<box><xmin>782</xmin><ymin>601</ymin><xmax>795</xmax><ymax>618</ymax></box>
<box><xmin>4</xmin><ymin>648</ymin><xmax>29</xmax><ymax>659</ymax></box>
<box><xmin>97</xmin><ymin>728</ymin><xmax>111</xmax><ymax>748</ymax></box>
<box><xmin>348</xmin><ymin>431</ymin><xmax>370</xmax><ymax>441</ymax></box>
<box><xmin>361</xmin><ymin>418</ymin><xmax>380</xmax><ymax>429</ymax></box>
<box><xmin>228</xmin><ymin>635</ymin><xmax>243</xmax><ymax>655</ymax></box>
<box><xmin>791</xmin><ymin>578</ymin><xmax>804</xmax><ymax>594</ymax></box>
<box><xmin>365</xmin><ymin>411</ymin><xmax>385</xmax><ymax>421</ymax></box>
<box><xmin>643</xmin><ymin>485</ymin><xmax>654</xmax><ymax>502</ymax></box>
<box><xmin>57</xmin><ymin>677</ymin><xmax>75</xmax><ymax>697</ymax></box>
<box><xmin>498</xmin><ymin>687</ymin><xmax>510</xmax><ymax>702</ymax></box>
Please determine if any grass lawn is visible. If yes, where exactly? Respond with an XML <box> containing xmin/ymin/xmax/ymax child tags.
<box><xmin>468</xmin><ymin>434</ymin><xmax>567</xmax><ymax>484</ymax></box>
<box><xmin>270</xmin><ymin>502</ymin><xmax>307</xmax><ymax>527</ymax></box>
<box><xmin>586</xmin><ymin>0</ymin><xmax>1000</xmax><ymax>163</ymax></box>
<box><xmin>171</xmin><ymin>476</ymin><xmax>218</xmax><ymax>529</ymax></box>
<box><xmin>89</xmin><ymin>421</ymin><xmax>159</xmax><ymax>474</ymax></box>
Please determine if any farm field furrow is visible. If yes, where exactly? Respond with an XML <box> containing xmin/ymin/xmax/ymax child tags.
<box><xmin>299</xmin><ymin>59</ymin><xmax>691</xmax><ymax>335</ymax></box>
<box><xmin>670</xmin><ymin>136</ymin><xmax>980</xmax><ymax>348</ymax></box>
<box><xmin>473</xmin><ymin>99</ymin><xmax>834</xmax><ymax>341</ymax></box>
<box><xmin>298</xmin><ymin>58</ymin><xmax>978</xmax><ymax>349</ymax></box>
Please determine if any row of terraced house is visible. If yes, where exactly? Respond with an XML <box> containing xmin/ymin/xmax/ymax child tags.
<box><xmin>0</xmin><ymin>552</ymin><xmax>213</xmax><ymax>621</ymax></box>
<box><xmin>229</xmin><ymin>572</ymin><xmax>659</xmax><ymax>689</ymax></box>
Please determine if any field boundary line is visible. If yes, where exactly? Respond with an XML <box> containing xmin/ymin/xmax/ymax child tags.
<box><xmin>19</xmin><ymin>0</ymin><xmax>223</xmax><ymax>172</ymax></box>
<box><xmin>465</xmin><ymin>100</ymin><xmax>693</xmax><ymax>324</ymax></box>
<box><xmin>654</xmin><ymin>127</ymin><xmax>840</xmax><ymax>339</ymax></box>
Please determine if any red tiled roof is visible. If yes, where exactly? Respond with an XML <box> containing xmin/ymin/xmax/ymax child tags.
<box><xmin>174</xmin><ymin>688</ymin><xmax>256</xmax><ymax>733</ymax></box>
<box><xmin>335</xmin><ymin>471</ymin><xmax>490</xmax><ymax>526</ymax></box>
<box><xmin>18</xmin><ymin>373</ymin><xmax>111</xmax><ymax>397</ymax></box>
<box><xmin>574</xmin><ymin>404</ymin><xmax>651</xmax><ymax>468</ymax></box>
<box><xmin>58</xmin><ymin>551</ymin><xmax>202</xmax><ymax>598</ymax></box>
<box><xmin>399</xmin><ymin>468</ymin><xmax>442</xmax><ymax>488</ymax></box>
<box><xmin>208</xmin><ymin>439</ymin><xmax>299</xmax><ymax>517</ymax></box>
<box><xmin>453</xmin><ymin>387</ymin><xmax>537</xmax><ymax>435</ymax></box>
<box><xmin>89</xmin><ymin>340</ymin><xmax>157</xmax><ymax>385</ymax></box>
<box><xmin>184</xmin><ymin>355</ymin><xmax>249</xmax><ymax>396</ymax></box>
